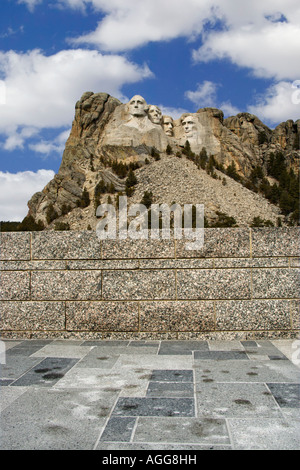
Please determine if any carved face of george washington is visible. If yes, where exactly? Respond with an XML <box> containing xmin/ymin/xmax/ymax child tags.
<box><xmin>128</xmin><ymin>95</ymin><xmax>148</xmax><ymax>117</ymax></box>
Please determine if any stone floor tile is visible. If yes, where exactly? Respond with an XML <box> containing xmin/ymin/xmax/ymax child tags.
<box><xmin>0</xmin><ymin>388</ymin><xmax>117</xmax><ymax>450</ymax></box>
<box><xmin>146</xmin><ymin>381</ymin><xmax>194</xmax><ymax>398</ymax></box>
<box><xmin>228</xmin><ymin>418</ymin><xmax>300</xmax><ymax>450</ymax></box>
<box><xmin>1</xmin><ymin>355</ymin><xmax>44</xmax><ymax>380</ymax></box>
<box><xmin>149</xmin><ymin>369</ymin><xmax>194</xmax><ymax>382</ymax></box>
<box><xmin>112</xmin><ymin>354</ymin><xmax>193</xmax><ymax>370</ymax></box>
<box><xmin>158</xmin><ymin>341</ymin><xmax>209</xmax><ymax>355</ymax></box>
<box><xmin>133</xmin><ymin>417</ymin><xmax>230</xmax><ymax>446</ymax></box>
<box><xmin>100</xmin><ymin>417</ymin><xmax>137</xmax><ymax>442</ymax></box>
<box><xmin>194</xmin><ymin>359</ymin><xmax>300</xmax><ymax>384</ymax></box>
<box><xmin>196</xmin><ymin>382</ymin><xmax>282</xmax><ymax>418</ymax></box>
<box><xmin>267</xmin><ymin>383</ymin><xmax>300</xmax><ymax>408</ymax></box>
<box><xmin>31</xmin><ymin>344</ymin><xmax>92</xmax><ymax>359</ymax></box>
<box><xmin>11</xmin><ymin>357</ymin><xmax>78</xmax><ymax>387</ymax></box>
<box><xmin>209</xmin><ymin>341</ymin><xmax>244</xmax><ymax>351</ymax></box>
<box><xmin>194</xmin><ymin>350</ymin><xmax>249</xmax><ymax>360</ymax></box>
<box><xmin>112</xmin><ymin>397</ymin><xmax>195</xmax><ymax>417</ymax></box>
<box><xmin>54</xmin><ymin>367</ymin><xmax>151</xmax><ymax>396</ymax></box>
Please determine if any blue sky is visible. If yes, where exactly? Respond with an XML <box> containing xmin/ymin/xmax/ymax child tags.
<box><xmin>0</xmin><ymin>0</ymin><xmax>299</xmax><ymax>220</ymax></box>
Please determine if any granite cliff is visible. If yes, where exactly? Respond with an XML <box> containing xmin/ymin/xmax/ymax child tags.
<box><xmin>25</xmin><ymin>92</ymin><xmax>299</xmax><ymax>230</ymax></box>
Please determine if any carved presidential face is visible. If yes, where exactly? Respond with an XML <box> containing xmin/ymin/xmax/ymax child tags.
<box><xmin>163</xmin><ymin>116</ymin><xmax>174</xmax><ymax>136</ymax></box>
<box><xmin>148</xmin><ymin>105</ymin><xmax>162</xmax><ymax>124</ymax></box>
<box><xmin>182</xmin><ymin>115</ymin><xmax>197</xmax><ymax>137</ymax></box>
<box><xmin>128</xmin><ymin>95</ymin><xmax>148</xmax><ymax>117</ymax></box>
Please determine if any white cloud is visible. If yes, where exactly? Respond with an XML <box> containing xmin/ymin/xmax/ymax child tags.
<box><xmin>0</xmin><ymin>48</ymin><xmax>152</xmax><ymax>145</ymax></box>
<box><xmin>220</xmin><ymin>101</ymin><xmax>240</xmax><ymax>117</ymax></box>
<box><xmin>29</xmin><ymin>129</ymin><xmax>71</xmax><ymax>156</ymax></box>
<box><xmin>193</xmin><ymin>21</ymin><xmax>300</xmax><ymax>81</ymax></box>
<box><xmin>185</xmin><ymin>81</ymin><xmax>240</xmax><ymax>117</ymax></box>
<box><xmin>247</xmin><ymin>81</ymin><xmax>300</xmax><ymax>125</ymax></box>
<box><xmin>185</xmin><ymin>81</ymin><xmax>219</xmax><ymax>108</ymax></box>
<box><xmin>68</xmin><ymin>0</ymin><xmax>212</xmax><ymax>51</ymax></box>
<box><xmin>0</xmin><ymin>170</ymin><xmax>55</xmax><ymax>221</ymax></box>
<box><xmin>18</xmin><ymin>0</ymin><xmax>42</xmax><ymax>12</ymax></box>
<box><xmin>158</xmin><ymin>105</ymin><xmax>188</xmax><ymax>120</ymax></box>
<box><xmin>2</xmin><ymin>127</ymin><xmax>40</xmax><ymax>151</ymax></box>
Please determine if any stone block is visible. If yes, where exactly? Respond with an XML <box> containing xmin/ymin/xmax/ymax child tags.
<box><xmin>214</xmin><ymin>258</ymin><xmax>290</xmax><ymax>268</ymax></box>
<box><xmin>102</xmin><ymin>270</ymin><xmax>176</xmax><ymax>300</ymax></box>
<box><xmin>177</xmin><ymin>269</ymin><xmax>251</xmax><ymax>300</ymax></box>
<box><xmin>291</xmin><ymin>301</ymin><xmax>300</xmax><ymax>329</ymax></box>
<box><xmin>102</xmin><ymin>238</ymin><xmax>175</xmax><ymax>260</ymax></box>
<box><xmin>1</xmin><ymin>260</ymin><xmax>66</xmax><ymax>271</ymax></box>
<box><xmin>31</xmin><ymin>270</ymin><xmax>102</xmax><ymax>300</ymax></box>
<box><xmin>139</xmin><ymin>258</ymin><xmax>213</xmax><ymax>269</ymax></box>
<box><xmin>65</xmin><ymin>259</ymin><xmax>139</xmax><ymax>270</ymax></box>
<box><xmin>139</xmin><ymin>301</ymin><xmax>215</xmax><ymax>332</ymax></box>
<box><xmin>0</xmin><ymin>232</ymin><xmax>31</xmax><ymax>260</ymax></box>
<box><xmin>0</xmin><ymin>271</ymin><xmax>30</xmax><ymax>300</ymax></box>
<box><xmin>0</xmin><ymin>302</ymin><xmax>65</xmax><ymax>330</ymax></box>
<box><xmin>31</xmin><ymin>231</ymin><xmax>101</xmax><ymax>260</ymax></box>
<box><xmin>251</xmin><ymin>228</ymin><xmax>299</xmax><ymax>257</ymax></box>
<box><xmin>176</xmin><ymin>228</ymin><xmax>250</xmax><ymax>259</ymax></box>
<box><xmin>252</xmin><ymin>268</ymin><xmax>300</xmax><ymax>299</ymax></box>
<box><xmin>216</xmin><ymin>300</ymin><xmax>292</xmax><ymax>331</ymax></box>
<box><xmin>66</xmin><ymin>301</ymin><xmax>139</xmax><ymax>331</ymax></box>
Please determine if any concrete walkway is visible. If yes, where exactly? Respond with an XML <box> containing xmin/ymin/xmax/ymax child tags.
<box><xmin>0</xmin><ymin>339</ymin><xmax>299</xmax><ymax>450</ymax></box>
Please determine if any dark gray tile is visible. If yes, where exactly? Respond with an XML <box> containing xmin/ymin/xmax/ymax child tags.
<box><xmin>0</xmin><ymin>379</ymin><xmax>14</xmax><ymax>386</ymax></box>
<box><xmin>241</xmin><ymin>341</ymin><xmax>257</xmax><ymax>348</ymax></box>
<box><xmin>11</xmin><ymin>357</ymin><xmax>78</xmax><ymax>387</ymax></box>
<box><xmin>194</xmin><ymin>351</ymin><xmax>249</xmax><ymax>360</ymax></box>
<box><xmin>150</xmin><ymin>370</ymin><xmax>193</xmax><ymax>382</ymax></box>
<box><xmin>6</xmin><ymin>340</ymin><xmax>52</xmax><ymax>357</ymax></box>
<box><xmin>100</xmin><ymin>417</ymin><xmax>136</xmax><ymax>442</ymax></box>
<box><xmin>147</xmin><ymin>382</ymin><xmax>194</xmax><ymax>398</ymax></box>
<box><xmin>268</xmin><ymin>355</ymin><xmax>288</xmax><ymax>361</ymax></box>
<box><xmin>112</xmin><ymin>397</ymin><xmax>195</xmax><ymax>417</ymax></box>
<box><xmin>267</xmin><ymin>383</ymin><xmax>300</xmax><ymax>408</ymax></box>
<box><xmin>1</xmin><ymin>355</ymin><xmax>44</xmax><ymax>380</ymax></box>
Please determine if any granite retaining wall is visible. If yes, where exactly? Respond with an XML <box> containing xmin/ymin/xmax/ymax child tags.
<box><xmin>0</xmin><ymin>228</ymin><xmax>299</xmax><ymax>340</ymax></box>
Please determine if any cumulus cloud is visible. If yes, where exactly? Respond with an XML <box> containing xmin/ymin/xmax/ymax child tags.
<box><xmin>29</xmin><ymin>129</ymin><xmax>71</xmax><ymax>156</ymax></box>
<box><xmin>193</xmin><ymin>21</ymin><xmax>300</xmax><ymax>81</ymax></box>
<box><xmin>0</xmin><ymin>48</ymin><xmax>152</xmax><ymax>145</ymax></box>
<box><xmin>17</xmin><ymin>0</ymin><xmax>42</xmax><ymax>11</ymax></box>
<box><xmin>59</xmin><ymin>0</ymin><xmax>300</xmax><ymax>124</ymax></box>
<box><xmin>185</xmin><ymin>81</ymin><xmax>219</xmax><ymax>108</ymax></box>
<box><xmin>0</xmin><ymin>170</ymin><xmax>55</xmax><ymax>221</ymax></box>
<box><xmin>68</xmin><ymin>0</ymin><xmax>212</xmax><ymax>51</ymax></box>
<box><xmin>248</xmin><ymin>81</ymin><xmax>300</xmax><ymax>125</ymax></box>
<box><xmin>185</xmin><ymin>81</ymin><xmax>240</xmax><ymax>117</ymax></box>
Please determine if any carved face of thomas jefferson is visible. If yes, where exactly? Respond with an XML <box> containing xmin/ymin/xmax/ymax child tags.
<box><xmin>148</xmin><ymin>105</ymin><xmax>162</xmax><ymax>124</ymax></box>
<box><xmin>128</xmin><ymin>95</ymin><xmax>148</xmax><ymax>117</ymax></box>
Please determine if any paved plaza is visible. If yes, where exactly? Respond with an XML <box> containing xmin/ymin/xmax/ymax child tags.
<box><xmin>0</xmin><ymin>339</ymin><xmax>299</xmax><ymax>450</ymax></box>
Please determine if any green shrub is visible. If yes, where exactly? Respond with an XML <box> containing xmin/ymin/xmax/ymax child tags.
<box><xmin>46</xmin><ymin>204</ymin><xmax>58</xmax><ymax>224</ymax></box>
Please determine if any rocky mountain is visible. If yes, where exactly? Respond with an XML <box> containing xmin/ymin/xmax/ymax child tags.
<box><xmin>25</xmin><ymin>92</ymin><xmax>299</xmax><ymax>231</ymax></box>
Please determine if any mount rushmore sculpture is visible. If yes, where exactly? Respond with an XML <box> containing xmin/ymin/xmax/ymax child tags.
<box><xmin>99</xmin><ymin>94</ymin><xmax>219</xmax><ymax>155</ymax></box>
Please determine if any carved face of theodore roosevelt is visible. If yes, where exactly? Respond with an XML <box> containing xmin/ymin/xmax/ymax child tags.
<box><xmin>148</xmin><ymin>105</ymin><xmax>162</xmax><ymax>124</ymax></box>
<box><xmin>163</xmin><ymin>116</ymin><xmax>174</xmax><ymax>136</ymax></box>
<box><xmin>128</xmin><ymin>95</ymin><xmax>148</xmax><ymax>117</ymax></box>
